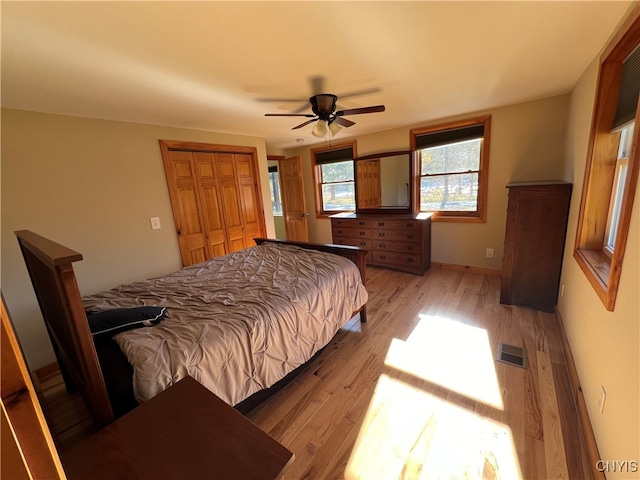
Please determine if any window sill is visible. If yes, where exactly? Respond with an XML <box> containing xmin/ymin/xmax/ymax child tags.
<box><xmin>426</xmin><ymin>213</ymin><xmax>485</xmax><ymax>223</ymax></box>
<box><xmin>574</xmin><ymin>247</ymin><xmax>615</xmax><ymax>311</ymax></box>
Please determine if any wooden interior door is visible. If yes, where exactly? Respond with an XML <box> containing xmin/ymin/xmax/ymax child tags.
<box><xmin>193</xmin><ymin>153</ymin><xmax>228</xmax><ymax>258</ymax></box>
<box><xmin>164</xmin><ymin>151</ymin><xmax>210</xmax><ymax>265</ymax></box>
<box><xmin>215</xmin><ymin>153</ymin><xmax>246</xmax><ymax>253</ymax></box>
<box><xmin>280</xmin><ymin>156</ymin><xmax>309</xmax><ymax>242</ymax></box>
<box><xmin>160</xmin><ymin>141</ymin><xmax>267</xmax><ymax>264</ymax></box>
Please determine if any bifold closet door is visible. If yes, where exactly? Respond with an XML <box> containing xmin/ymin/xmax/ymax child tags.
<box><xmin>162</xmin><ymin>142</ymin><xmax>267</xmax><ymax>267</ymax></box>
<box><xmin>163</xmin><ymin>150</ymin><xmax>214</xmax><ymax>266</ymax></box>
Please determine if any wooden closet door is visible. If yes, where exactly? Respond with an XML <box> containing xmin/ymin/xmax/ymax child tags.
<box><xmin>215</xmin><ymin>153</ymin><xmax>246</xmax><ymax>253</ymax></box>
<box><xmin>235</xmin><ymin>154</ymin><xmax>265</xmax><ymax>248</ymax></box>
<box><xmin>193</xmin><ymin>153</ymin><xmax>228</xmax><ymax>258</ymax></box>
<box><xmin>164</xmin><ymin>151</ymin><xmax>210</xmax><ymax>265</ymax></box>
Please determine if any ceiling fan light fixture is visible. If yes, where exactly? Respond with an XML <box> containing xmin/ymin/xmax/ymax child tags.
<box><xmin>328</xmin><ymin>121</ymin><xmax>342</xmax><ymax>136</ymax></box>
<box><xmin>312</xmin><ymin>120</ymin><xmax>328</xmax><ymax>138</ymax></box>
<box><xmin>315</xmin><ymin>94</ymin><xmax>337</xmax><ymax>112</ymax></box>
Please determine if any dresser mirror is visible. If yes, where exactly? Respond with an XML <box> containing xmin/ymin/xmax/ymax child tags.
<box><xmin>355</xmin><ymin>150</ymin><xmax>413</xmax><ymax>213</ymax></box>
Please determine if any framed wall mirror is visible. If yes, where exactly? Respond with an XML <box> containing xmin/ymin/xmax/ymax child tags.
<box><xmin>355</xmin><ymin>150</ymin><xmax>413</xmax><ymax>213</ymax></box>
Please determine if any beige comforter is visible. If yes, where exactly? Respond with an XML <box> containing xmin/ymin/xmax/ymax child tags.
<box><xmin>83</xmin><ymin>242</ymin><xmax>368</xmax><ymax>406</ymax></box>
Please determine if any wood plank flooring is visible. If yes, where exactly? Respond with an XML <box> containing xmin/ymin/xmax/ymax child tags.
<box><xmin>39</xmin><ymin>266</ymin><xmax>592</xmax><ymax>479</ymax></box>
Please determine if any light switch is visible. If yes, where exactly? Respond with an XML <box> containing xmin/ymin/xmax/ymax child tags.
<box><xmin>150</xmin><ymin>217</ymin><xmax>161</xmax><ymax>230</ymax></box>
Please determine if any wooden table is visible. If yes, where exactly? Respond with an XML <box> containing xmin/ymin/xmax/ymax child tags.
<box><xmin>62</xmin><ymin>376</ymin><xmax>294</xmax><ymax>479</ymax></box>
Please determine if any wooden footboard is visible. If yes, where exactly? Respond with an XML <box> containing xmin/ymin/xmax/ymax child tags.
<box><xmin>15</xmin><ymin>230</ymin><xmax>115</xmax><ymax>427</ymax></box>
<box><xmin>253</xmin><ymin>238</ymin><xmax>368</xmax><ymax>322</ymax></box>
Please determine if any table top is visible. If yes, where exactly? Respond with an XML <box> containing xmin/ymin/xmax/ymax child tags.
<box><xmin>62</xmin><ymin>376</ymin><xmax>294</xmax><ymax>480</ymax></box>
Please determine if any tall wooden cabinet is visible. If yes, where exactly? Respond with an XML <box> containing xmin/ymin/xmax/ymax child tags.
<box><xmin>500</xmin><ymin>181</ymin><xmax>572</xmax><ymax>312</ymax></box>
<box><xmin>160</xmin><ymin>141</ymin><xmax>266</xmax><ymax>267</ymax></box>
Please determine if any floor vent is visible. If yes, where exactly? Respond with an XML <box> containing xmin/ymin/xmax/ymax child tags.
<box><xmin>497</xmin><ymin>343</ymin><xmax>527</xmax><ymax>369</ymax></box>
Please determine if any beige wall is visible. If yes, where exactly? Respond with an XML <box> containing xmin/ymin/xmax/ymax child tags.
<box><xmin>292</xmin><ymin>94</ymin><xmax>570</xmax><ymax>270</ymax></box>
<box><xmin>1</xmin><ymin>108</ymin><xmax>274</xmax><ymax>369</ymax></box>
<box><xmin>558</xmin><ymin>58</ymin><xmax>640</xmax><ymax>478</ymax></box>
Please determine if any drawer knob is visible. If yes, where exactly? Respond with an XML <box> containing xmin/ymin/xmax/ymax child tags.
<box><xmin>359</xmin><ymin>221</ymin><xmax>366</xmax><ymax>225</ymax></box>
<box><xmin>407</xmin><ymin>234</ymin><xmax>414</xmax><ymax>239</ymax></box>
<box><xmin>378</xmin><ymin>222</ymin><xmax>385</xmax><ymax>226</ymax></box>
<box><xmin>379</xmin><ymin>232</ymin><xmax>385</xmax><ymax>237</ymax></box>
<box><xmin>360</xmin><ymin>232</ymin><xmax>366</xmax><ymax>236</ymax></box>
<box><xmin>380</xmin><ymin>255</ymin><xmax>386</xmax><ymax>260</ymax></box>
<box><xmin>407</xmin><ymin>258</ymin><xmax>414</xmax><ymax>263</ymax></box>
<box><xmin>380</xmin><ymin>243</ymin><xmax>385</xmax><ymax>248</ymax></box>
<box><xmin>407</xmin><ymin>246</ymin><xmax>414</xmax><ymax>251</ymax></box>
<box><xmin>360</xmin><ymin>242</ymin><xmax>367</xmax><ymax>246</ymax></box>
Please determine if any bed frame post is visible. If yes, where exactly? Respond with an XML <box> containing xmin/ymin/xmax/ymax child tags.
<box><xmin>15</xmin><ymin>230</ymin><xmax>114</xmax><ymax>428</ymax></box>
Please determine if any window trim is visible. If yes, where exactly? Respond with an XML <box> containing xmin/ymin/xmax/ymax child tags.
<box><xmin>573</xmin><ymin>8</ymin><xmax>640</xmax><ymax>311</ymax></box>
<box><xmin>311</xmin><ymin>141</ymin><xmax>357</xmax><ymax>218</ymax></box>
<box><xmin>410</xmin><ymin>115</ymin><xmax>491</xmax><ymax>222</ymax></box>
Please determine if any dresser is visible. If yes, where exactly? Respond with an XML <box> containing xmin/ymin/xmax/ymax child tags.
<box><xmin>331</xmin><ymin>213</ymin><xmax>431</xmax><ymax>275</ymax></box>
<box><xmin>500</xmin><ymin>181</ymin><xmax>572</xmax><ymax>313</ymax></box>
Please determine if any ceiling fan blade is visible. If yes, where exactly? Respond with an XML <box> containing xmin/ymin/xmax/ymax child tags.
<box><xmin>255</xmin><ymin>97</ymin><xmax>308</xmax><ymax>102</ymax></box>
<box><xmin>335</xmin><ymin>105</ymin><xmax>386</xmax><ymax>116</ymax></box>
<box><xmin>337</xmin><ymin>87</ymin><xmax>381</xmax><ymax>100</ymax></box>
<box><xmin>265</xmin><ymin>113</ymin><xmax>316</xmax><ymax>117</ymax></box>
<box><xmin>291</xmin><ymin>102</ymin><xmax>312</xmax><ymax>114</ymax></box>
<box><xmin>333</xmin><ymin>117</ymin><xmax>356</xmax><ymax>127</ymax></box>
<box><xmin>292</xmin><ymin>118</ymin><xmax>319</xmax><ymax>129</ymax></box>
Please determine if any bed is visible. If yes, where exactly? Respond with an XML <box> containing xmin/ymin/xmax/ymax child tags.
<box><xmin>16</xmin><ymin>231</ymin><xmax>368</xmax><ymax>428</ymax></box>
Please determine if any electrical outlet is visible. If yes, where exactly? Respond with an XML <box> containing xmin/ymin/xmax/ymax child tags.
<box><xmin>485</xmin><ymin>248</ymin><xmax>494</xmax><ymax>259</ymax></box>
<box><xmin>599</xmin><ymin>385</ymin><xmax>607</xmax><ymax>414</ymax></box>
<box><xmin>561</xmin><ymin>284</ymin><xmax>565</xmax><ymax>296</ymax></box>
<box><xmin>150</xmin><ymin>217</ymin><xmax>162</xmax><ymax>230</ymax></box>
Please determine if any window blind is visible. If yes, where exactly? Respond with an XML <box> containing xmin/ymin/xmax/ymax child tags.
<box><xmin>612</xmin><ymin>44</ymin><xmax>640</xmax><ymax>130</ymax></box>
<box><xmin>414</xmin><ymin>124</ymin><xmax>484</xmax><ymax>150</ymax></box>
<box><xmin>315</xmin><ymin>146</ymin><xmax>354</xmax><ymax>165</ymax></box>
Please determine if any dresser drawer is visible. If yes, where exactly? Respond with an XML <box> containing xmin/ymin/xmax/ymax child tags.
<box><xmin>373</xmin><ymin>220</ymin><xmax>420</xmax><ymax>229</ymax></box>
<box><xmin>333</xmin><ymin>237</ymin><xmax>372</xmax><ymax>250</ymax></box>
<box><xmin>372</xmin><ymin>251</ymin><xmax>422</xmax><ymax>267</ymax></box>
<box><xmin>332</xmin><ymin>218</ymin><xmax>371</xmax><ymax>229</ymax></box>
<box><xmin>372</xmin><ymin>229</ymin><xmax>422</xmax><ymax>242</ymax></box>
<box><xmin>372</xmin><ymin>240</ymin><xmax>420</xmax><ymax>254</ymax></box>
<box><xmin>333</xmin><ymin>226</ymin><xmax>370</xmax><ymax>238</ymax></box>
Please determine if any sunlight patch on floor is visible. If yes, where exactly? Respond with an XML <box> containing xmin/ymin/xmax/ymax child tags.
<box><xmin>345</xmin><ymin>374</ymin><xmax>522</xmax><ymax>480</ymax></box>
<box><xmin>385</xmin><ymin>314</ymin><xmax>504</xmax><ymax>410</ymax></box>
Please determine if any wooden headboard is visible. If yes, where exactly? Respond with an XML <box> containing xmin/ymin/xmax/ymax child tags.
<box><xmin>15</xmin><ymin>230</ymin><xmax>114</xmax><ymax>427</ymax></box>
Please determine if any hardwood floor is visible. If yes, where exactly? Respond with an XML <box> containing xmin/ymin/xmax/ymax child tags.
<box><xmin>39</xmin><ymin>266</ymin><xmax>592</xmax><ymax>479</ymax></box>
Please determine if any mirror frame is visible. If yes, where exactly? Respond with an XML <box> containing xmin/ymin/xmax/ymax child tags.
<box><xmin>354</xmin><ymin>150</ymin><xmax>414</xmax><ymax>214</ymax></box>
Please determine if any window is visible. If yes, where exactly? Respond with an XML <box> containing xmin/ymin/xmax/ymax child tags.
<box><xmin>574</xmin><ymin>13</ymin><xmax>640</xmax><ymax>311</ymax></box>
<box><xmin>411</xmin><ymin>116</ymin><xmax>491</xmax><ymax>222</ymax></box>
<box><xmin>604</xmin><ymin>123</ymin><xmax>633</xmax><ymax>256</ymax></box>
<box><xmin>312</xmin><ymin>142</ymin><xmax>357</xmax><ymax>215</ymax></box>
<box><xmin>268</xmin><ymin>165</ymin><xmax>283</xmax><ymax>216</ymax></box>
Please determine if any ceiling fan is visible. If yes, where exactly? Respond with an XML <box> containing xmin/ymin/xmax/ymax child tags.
<box><xmin>261</xmin><ymin>77</ymin><xmax>385</xmax><ymax>137</ymax></box>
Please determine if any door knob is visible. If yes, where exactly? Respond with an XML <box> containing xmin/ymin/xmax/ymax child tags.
<box><xmin>300</xmin><ymin>213</ymin><xmax>309</xmax><ymax>218</ymax></box>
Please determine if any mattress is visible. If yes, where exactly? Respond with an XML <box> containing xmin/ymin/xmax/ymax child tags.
<box><xmin>83</xmin><ymin>242</ymin><xmax>368</xmax><ymax>406</ymax></box>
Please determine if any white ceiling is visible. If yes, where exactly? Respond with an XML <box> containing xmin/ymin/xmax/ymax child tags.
<box><xmin>1</xmin><ymin>1</ymin><xmax>632</xmax><ymax>150</ymax></box>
